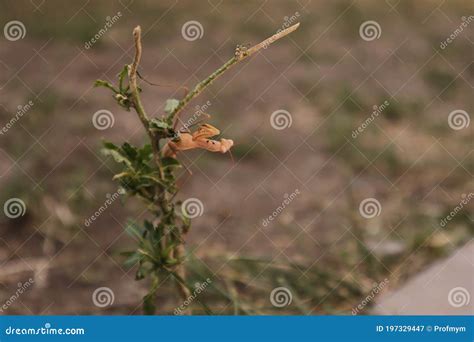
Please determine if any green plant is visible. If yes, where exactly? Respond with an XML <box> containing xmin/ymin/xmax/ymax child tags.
<box><xmin>94</xmin><ymin>24</ymin><xmax>299</xmax><ymax>314</ymax></box>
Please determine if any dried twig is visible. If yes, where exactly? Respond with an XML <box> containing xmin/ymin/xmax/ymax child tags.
<box><xmin>129</xmin><ymin>26</ymin><xmax>152</xmax><ymax>139</ymax></box>
<box><xmin>169</xmin><ymin>23</ymin><xmax>300</xmax><ymax>124</ymax></box>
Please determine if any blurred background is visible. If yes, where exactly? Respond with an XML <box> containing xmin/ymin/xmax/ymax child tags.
<box><xmin>0</xmin><ymin>0</ymin><xmax>472</xmax><ymax>315</ymax></box>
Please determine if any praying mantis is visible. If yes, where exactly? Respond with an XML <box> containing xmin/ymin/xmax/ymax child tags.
<box><xmin>163</xmin><ymin>121</ymin><xmax>234</xmax><ymax>158</ymax></box>
<box><xmin>163</xmin><ymin>121</ymin><xmax>234</xmax><ymax>179</ymax></box>
<box><xmin>136</xmin><ymin>73</ymin><xmax>235</xmax><ymax>159</ymax></box>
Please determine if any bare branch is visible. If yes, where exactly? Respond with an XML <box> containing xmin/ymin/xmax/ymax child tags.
<box><xmin>129</xmin><ymin>25</ymin><xmax>152</xmax><ymax>140</ymax></box>
<box><xmin>169</xmin><ymin>23</ymin><xmax>300</xmax><ymax>122</ymax></box>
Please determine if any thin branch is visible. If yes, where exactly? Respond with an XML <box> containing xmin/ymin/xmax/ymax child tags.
<box><xmin>169</xmin><ymin>22</ymin><xmax>300</xmax><ymax>122</ymax></box>
<box><xmin>129</xmin><ymin>26</ymin><xmax>153</xmax><ymax>141</ymax></box>
<box><xmin>129</xmin><ymin>25</ymin><xmax>165</xmax><ymax>171</ymax></box>
<box><xmin>245</xmin><ymin>22</ymin><xmax>300</xmax><ymax>56</ymax></box>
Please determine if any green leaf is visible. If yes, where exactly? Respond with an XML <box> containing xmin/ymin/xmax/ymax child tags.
<box><xmin>125</xmin><ymin>221</ymin><xmax>144</xmax><ymax>241</ymax></box>
<box><xmin>121</xmin><ymin>142</ymin><xmax>138</xmax><ymax>160</ymax></box>
<box><xmin>181</xmin><ymin>215</ymin><xmax>191</xmax><ymax>228</ymax></box>
<box><xmin>102</xmin><ymin>140</ymin><xmax>119</xmax><ymax>151</ymax></box>
<box><xmin>140</xmin><ymin>174</ymin><xmax>167</xmax><ymax>186</ymax></box>
<box><xmin>149</xmin><ymin>119</ymin><xmax>171</xmax><ymax>137</ymax></box>
<box><xmin>138</xmin><ymin>144</ymin><xmax>153</xmax><ymax>162</ymax></box>
<box><xmin>112</xmin><ymin>171</ymin><xmax>132</xmax><ymax>180</ymax></box>
<box><xmin>123</xmin><ymin>251</ymin><xmax>142</xmax><ymax>268</ymax></box>
<box><xmin>94</xmin><ymin>80</ymin><xmax>119</xmax><ymax>93</ymax></box>
<box><xmin>102</xmin><ymin>148</ymin><xmax>133</xmax><ymax>168</ymax></box>
<box><xmin>164</xmin><ymin>98</ymin><xmax>180</xmax><ymax>114</ymax></box>
<box><xmin>149</xmin><ymin>118</ymin><xmax>170</xmax><ymax>133</ymax></box>
<box><xmin>161</xmin><ymin>157</ymin><xmax>181</xmax><ymax>169</ymax></box>
<box><xmin>144</xmin><ymin>220</ymin><xmax>155</xmax><ymax>232</ymax></box>
<box><xmin>118</xmin><ymin>65</ymin><xmax>129</xmax><ymax>92</ymax></box>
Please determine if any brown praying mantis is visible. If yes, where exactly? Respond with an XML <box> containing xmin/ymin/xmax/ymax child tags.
<box><xmin>136</xmin><ymin>72</ymin><xmax>235</xmax><ymax>159</ymax></box>
<box><xmin>163</xmin><ymin>122</ymin><xmax>234</xmax><ymax>158</ymax></box>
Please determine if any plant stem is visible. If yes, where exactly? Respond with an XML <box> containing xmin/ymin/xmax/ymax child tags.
<box><xmin>125</xmin><ymin>22</ymin><xmax>300</xmax><ymax>314</ymax></box>
<box><xmin>130</xmin><ymin>26</ymin><xmax>153</xmax><ymax>141</ymax></box>
<box><xmin>129</xmin><ymin>25</ymin><xmax>191</xmax><ymax>314</ymax></box>
<box><xmin>169</xmin><ymin>22</ymin><xmax>300</xmax><ymax>123</ymax></box>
